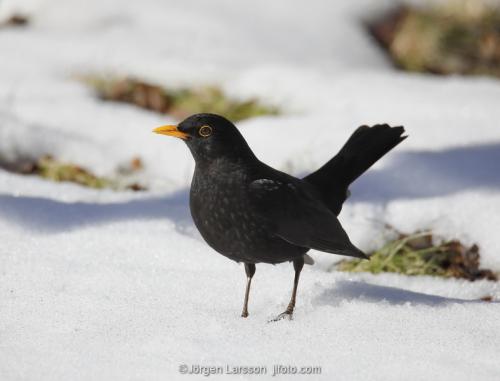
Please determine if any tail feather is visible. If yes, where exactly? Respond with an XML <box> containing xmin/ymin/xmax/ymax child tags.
<box><xmin>304</xmin><ymin>124</ymin><xmax>406</xmax><ymax>215</ymax></box>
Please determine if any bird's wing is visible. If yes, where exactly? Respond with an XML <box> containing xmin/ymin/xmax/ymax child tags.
<box><xmin>248</xmin><ymin>179</ymin><xmax>366</xmax><ymax>258</ymax></box>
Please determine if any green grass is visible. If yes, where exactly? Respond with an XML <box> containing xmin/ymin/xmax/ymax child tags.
<box><xmin>83</xmin><ymin>76</ymin><xmax>280</xmax><ymax>122</ymax></box>
<box><xmin>334</xmin><ymin>230</ymin><xmax>497</xmax><ymax>281</ymax></box>
<box><xmin>0</xmin><ymin>155</ymin><xmax>146</xmax><ymax>191</ymax></box>
<box><xmin>37</xmin><ymin>156</ymin><xmax>110</xmax><ymax>189</ymax></box>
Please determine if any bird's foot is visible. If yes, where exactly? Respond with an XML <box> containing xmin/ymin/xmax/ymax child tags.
<box><xmin>241</xmin><ymin>310</ymin><xmax>249</xmax><ymax>318</ymax></box>
<box><xmin>268</xmin><ymin>310</ymin><xmax>293</xmax><ymax>323</ymax></box>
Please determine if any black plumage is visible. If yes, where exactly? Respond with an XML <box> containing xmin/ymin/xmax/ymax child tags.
<box><xmin>154</xmin><ymin>113</ymin><xmax>406</xmax><ymax>319</ymax></box>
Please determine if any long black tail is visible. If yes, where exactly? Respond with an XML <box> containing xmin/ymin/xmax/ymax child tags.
<box><xmin>304</xmin><ymin>124</ymin><xmax>406</xmax><ymax>215</ymax></box>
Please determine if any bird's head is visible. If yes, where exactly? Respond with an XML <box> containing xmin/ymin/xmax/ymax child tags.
<box><xmin>153</xmin><ymin>113</ymin><xmax>255</xmax><ymax>163</ymax></box>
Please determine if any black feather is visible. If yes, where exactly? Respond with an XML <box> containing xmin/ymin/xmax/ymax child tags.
<box><xmin>304</xmin><ymin>124</ymin><xmax>407</xmax><ymax>215</ymax></box>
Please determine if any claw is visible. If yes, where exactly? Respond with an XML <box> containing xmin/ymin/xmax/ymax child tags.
<box><xmin>268</xmin><ymin>310</ymin><xmax>293</xmax><ymax>322</ymax></box>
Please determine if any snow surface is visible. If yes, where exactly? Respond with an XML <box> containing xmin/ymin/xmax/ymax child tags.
<box><xmin>1</xmin><ymin>0</ymin><xmax>500</xmax><ymax>380</ymax></box>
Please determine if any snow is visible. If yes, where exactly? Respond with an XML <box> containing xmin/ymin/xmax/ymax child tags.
<box><xmin>1</xmin><ymin>0</ymin><xmax>500</xmax><ymax>380</ymax></box>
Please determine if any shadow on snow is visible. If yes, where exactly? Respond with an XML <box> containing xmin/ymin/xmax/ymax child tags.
<box><xmin>2</xmin><ymin>143</ymin><xmax>500</xmax><ymax>234</ymax></box>
<box><xmin>0</xmin><ymin>189</ymin><xmax>194</xmax><ymax>234</ymax></box>
<box><xmin>314</xmin><ymin>280</ymin><xmax>496</xmax><ymax>307</ymax></box>
<box><xmin>349</xmin><ymin>142</ymin><xmax>500</xmax><ymax>202</ymax></box>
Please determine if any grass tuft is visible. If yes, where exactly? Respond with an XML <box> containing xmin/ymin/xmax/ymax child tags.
<box><xmin>83</xmin><ymin>76</ymin><xmax>280</xmax><ymax>122</ymax></box>
<box><xmin>368</xmin><ymin>0</ymin><xmax>500</xmax><ymax>78</ymax></box>
<box><xmin>0</xmin><ymin>155</ymin><xmax>147</xmax><ymax>191</ymax></box>
<box><xmin>334</xmin><ymin>229</ymin><xmax>497</xmax><ymax>281</ymax></box>
<box><xmin>0</xmin><ymin>14</ymin><xmax>29</xmax><ymax>28</ymax></box>
<box><xmin>37</xmin><ymin>156</ymin><xmax>110</xmax><ymax>189</ymax></box>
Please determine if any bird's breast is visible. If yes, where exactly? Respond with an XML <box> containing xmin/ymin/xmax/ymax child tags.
<box><xmin>189</xmin><ymin>167</ymin><xmax>304</xmax><ymax>263</ymax></box>
<box><xmin>190</xmin><ymin>169</ymin><xmax>258</xmax><ymax>245</ymax></box>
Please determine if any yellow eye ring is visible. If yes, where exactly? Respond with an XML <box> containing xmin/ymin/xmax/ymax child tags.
<box><xmin>199</xmin><ymin>125</ymin><xmax>212</xmax><ymax>137</ymax></box>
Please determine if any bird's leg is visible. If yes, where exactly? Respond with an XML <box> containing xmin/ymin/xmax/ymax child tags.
<box><xmin>271</xmin><ymin>257</ymin><xmax>304</xmax><ymax>322</ymax></box>
<box><xmin>241</xmin><ymin>263</ymin><xmax>256</xmax><ymax>318</ymax></box>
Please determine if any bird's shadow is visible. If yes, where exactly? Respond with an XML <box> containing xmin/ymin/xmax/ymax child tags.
<box><xmin>348</xmin><ymin>142</ymin><xmax>500</xmax><ymax>202</ymax></box>
<box><xmin>314</xmin><ymin>280</ymin><xmax>494</xmax><ymax>307</ymax></box>
<box><xmin>0</xmin><ymin>188</ymin><xmax>194</xmax><ymax>234</ymax></box>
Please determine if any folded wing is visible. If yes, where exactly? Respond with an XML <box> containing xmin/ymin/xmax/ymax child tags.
<box><xmin>248</xmin><ymin>178</ymin><xmax>367</xmax><ymax>259</ymax></box>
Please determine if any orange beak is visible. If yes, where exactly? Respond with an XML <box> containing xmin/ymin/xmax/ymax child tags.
<box><xmin>153</xmin><ymin>125</ymin><xmax>189</xmax><ymax>140</ymax></box>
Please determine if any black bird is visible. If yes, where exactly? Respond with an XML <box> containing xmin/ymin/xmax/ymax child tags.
<box><xmin>154</xmin><ymin>113</ymin><xmax>406</xmax><ymax>320</ymax></box>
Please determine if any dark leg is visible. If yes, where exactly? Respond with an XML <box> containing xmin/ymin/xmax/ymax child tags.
<box><xmin>272</xmin><ymin>256</ymin><xmax>304</xmax><ymax>321</ymax></box>
<box><xmin>241</xmin><ymin>263</ymin><xmax>256</xmax><ymax>318</ymax></box>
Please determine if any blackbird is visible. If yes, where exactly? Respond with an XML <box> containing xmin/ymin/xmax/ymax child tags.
<box><xmin>154</xmin><ymin>113</ymin><xmax>406</xmax><ymax>320</ymax></box>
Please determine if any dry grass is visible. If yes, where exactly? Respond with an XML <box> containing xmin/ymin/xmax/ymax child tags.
<box><xmin>368</xmin><ymin>0</ymin><xmax>500</xmax><ymax>77</ymax></box>
<box><xmin>0</xmin><ymin>155</ymin><xmax>146</xmax><ymax>191</ymax></box>
<box><xmin>0</xmin><ymin>14</ymin><xmax>29</xmax><ymax>28</ymax></box>
<box><xmin>83</xmin><ymin>76</ymin><xmax>280</xmax><ymax>122</ymax></box>
<box><xmin>334</xmin><ymin>229</ymin><xmax>497</xmax><ymax>281</ymax></box>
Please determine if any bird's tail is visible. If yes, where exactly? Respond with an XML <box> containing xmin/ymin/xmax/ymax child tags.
<box><xmin>305</xmin><ymin>124</ymin><xmax>406</xmax><ymax>215</ymax></box>
<box><xmin>331</xmin><ymin>124</ymin><xmax>406</xmax><ymax>185</ymax></box>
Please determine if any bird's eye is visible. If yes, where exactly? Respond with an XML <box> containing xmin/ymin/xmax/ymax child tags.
<box><xmin>199</xmin><ymin>125</ymin><xmax>213</xmax><ymax>137</ymax></box>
